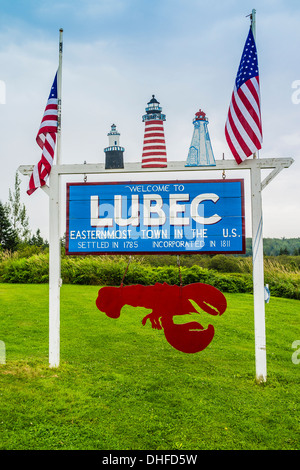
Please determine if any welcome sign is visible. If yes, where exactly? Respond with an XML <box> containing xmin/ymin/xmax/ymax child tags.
<box><xmin>66</xmin><ymin>180</ymin><xmax>245</xmax><ymax>255</ymax></box>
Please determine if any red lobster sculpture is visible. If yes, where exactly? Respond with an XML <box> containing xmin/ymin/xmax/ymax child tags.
<box><xmin>96</xmin><ymin>282</ymin><xmax>227</xmax><ymax>353</ymax></box>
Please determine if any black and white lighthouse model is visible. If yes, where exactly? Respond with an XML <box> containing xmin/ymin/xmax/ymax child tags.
<box><xmin>104</xmin><ymin>124</ymin><xmax>125</xmax><ymax>169</ymax></box>
<box><xmin>141</xmin><ymin>95</ymin><xmax>167</xmax><ymax>168</ymax></box>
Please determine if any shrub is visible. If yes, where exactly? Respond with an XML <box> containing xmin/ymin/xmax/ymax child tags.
<box><xmin>212</xmin><ymin>273</ymin><xmax>252</xmax><ymax>293</ymax></box>
<box><xmin>0</xmin><ymin>254</ymin><xmax>49</xmax><ymax>283</ymax></box>
<box><xmin>0</xmin><ymin>252</ymin><xmax>299</xmax><ymax>300</ymax></box>
<box><xmin>208</xmin><ymin>254</ymin><xmax>243</xmax><ymax>273</ymax></box>
<box><xmin>268</xmin><ymin>280</ymin><xmax>300</xmax><ymax>300</ymax></box>
<box><xmin>181</xmin><ymin>265</ymin><xmax>211</xmax><ymax>285</ymax></box>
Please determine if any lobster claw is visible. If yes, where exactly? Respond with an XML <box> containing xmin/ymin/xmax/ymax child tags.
<box><xmin>161</xmin><ymin>283</ymin><xmax>227</xmax><ymax>354</ymax></box>
<box><xmin>182</xmin><ymin>283</ymin><xmax>227</xmax><ymax>317</ymax></box>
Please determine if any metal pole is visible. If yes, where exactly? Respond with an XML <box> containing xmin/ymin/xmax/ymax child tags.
<box><xmin>49</xmin><ymin>29</ymin><xmax>63</xmax><ymax>368</ymax></box>
<box><xmin>251</xmin><ymin>8</ymin><xmax>256</xmax><ymax>40</ymax></box>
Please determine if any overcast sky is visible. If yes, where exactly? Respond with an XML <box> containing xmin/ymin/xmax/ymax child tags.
<box><xmin>0</xmin><ymin>0</ymin><xmax>299</xmax><ymax>240</ymax></box>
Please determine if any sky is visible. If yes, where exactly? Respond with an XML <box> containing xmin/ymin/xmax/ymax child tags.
<box><xmin>0</xmin><ymin>0</ymin><xmax>299</xmax><ymax>241</ymax></box>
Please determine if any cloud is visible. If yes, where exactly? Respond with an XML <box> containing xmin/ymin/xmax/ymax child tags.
<box><xmin>0</xmin><ymin>1</ymin><xmax>299</xmax><ymax>240</ymax></box>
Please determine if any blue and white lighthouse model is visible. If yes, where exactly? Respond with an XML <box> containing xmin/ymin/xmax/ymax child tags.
<box><xmin>185</xmin><ymin>109</ymin><xmax>216</xmax><ymax>167</ymax></box>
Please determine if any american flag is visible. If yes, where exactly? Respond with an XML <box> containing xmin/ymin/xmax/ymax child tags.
<box><xmin>225</xmin><ymin>27</ymin><xmax>262</xmax><ymax>164</ymax></box>
<box><xmin>27</xmin><ymin>73</ymin><xmax>58</xmax><ymax>195</ymax></box>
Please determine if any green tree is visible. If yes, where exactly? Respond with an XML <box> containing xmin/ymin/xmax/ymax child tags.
<box><xmin>29</xmin><ymin>229</ymin><xmax>48</xmax><ymax>247</ymax></box>
<box><xmin>279</xmin><ymin>246</ymin><xmax>289</xmax><ymax>255</ymax></box>
<box><xmin>5</xmin><ymin>172</ymin><xmax>30</xmax><ymax>242</ymax></box>
<box><xmin>0</xmin><ymin>201</ymin><xmax>18</xmax><ymax>251</ymax></box>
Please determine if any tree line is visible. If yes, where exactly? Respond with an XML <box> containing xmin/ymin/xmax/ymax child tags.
<box><xmin>0</xmin><ymin>172</ymin><xmax>48</xmax><ymax>252</ymax></box>
<box><xmin>245</xmin><ymin>237</ymin><xmax>300</xmax><ymax>256</ymax></box>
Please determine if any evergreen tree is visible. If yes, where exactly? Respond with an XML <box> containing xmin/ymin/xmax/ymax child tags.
<box><xmin>5</xmin><ymin>172</ymin><xmax>30</xmax><ymax>242</ymax></box>
<box><xmin>29</xmin><ymin>228</ymin><xmax>48</xmax><ymax>247</ymax></box>
<box><xmin>0</xmin><ymin>201</ymin><xmax>18</xmax><ymax>251</ymax></box>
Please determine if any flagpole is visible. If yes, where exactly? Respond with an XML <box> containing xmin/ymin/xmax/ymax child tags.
<box><xmin>251</xmin><ymin>8</ymin><xmax>256</xmax><ymax>40</ymax></box>
<box><xmin>248</xmin><ymin>10</ymin><xmax>267</xmax><ymax>382</ymax></box>
<box><xmin>251</xmin><ymin>10</ymin><xmax>257</xmax><ymax>159</ymax></box>
<box><xmin>57</xmin><ymin>28</ymin><xmax>63</xmax><ymax>165</ymax></box>
<box><xmin>49</xmin><ymin>28</ymin><xmax>63</xmax><ymax>368</ymax></box>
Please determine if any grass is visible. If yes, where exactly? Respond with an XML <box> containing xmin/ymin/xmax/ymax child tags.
<box><xmin>0</xmin><ymin>283</ymin><xmax>299</xmax><ymax>450</ymax></box>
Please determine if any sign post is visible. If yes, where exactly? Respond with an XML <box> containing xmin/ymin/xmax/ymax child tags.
<box><xmin>48</xmin><ymin>28</ymin><xmax>63</xmax><ymax>368</ymax></box>
<box><xmin>48</xmin><ymin>166</ymin><xmax>61</xmax><ymax>368</ymax></box>
<box><xmin>19</xmin><ymin>157</ymin><xmax>294</xmax><ymax>380</ymax></box>
<box><xmin>250</xmin><ymin>164</ymin><xmax>267</xmax><ymax>382</ymax></box>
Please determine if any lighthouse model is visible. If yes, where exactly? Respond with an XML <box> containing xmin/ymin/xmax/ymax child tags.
<box><xmin>185</xmin><ymin>109</ymin><xmax>216</xmax><ymax>167</ymax></box>
<box><xmin>141</xmin><ymin>95</ymin><xmax>167</xmax><ymax>168</ymax></box>
<box><xmin>104</xmin><ymin>124</ymin><xmax>125</xmax><ymax>169</ymax></box>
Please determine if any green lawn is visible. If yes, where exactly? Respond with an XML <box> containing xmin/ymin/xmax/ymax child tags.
<box><xmin>0</xmin><ymin>283</ymin><xmax>299</xmax><ymax>450</ymax></box>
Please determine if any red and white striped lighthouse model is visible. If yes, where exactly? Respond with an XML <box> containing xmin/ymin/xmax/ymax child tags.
<box><xmin>141</xmin><ymin>95</ymin><xmax>167</xmax><ymax>168</ymax></box>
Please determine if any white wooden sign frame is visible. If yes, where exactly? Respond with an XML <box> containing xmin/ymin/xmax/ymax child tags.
<box><xmin>19</xmin><ymin>156</ymin><xmax>293</xmax><ymax>383</ymax></box>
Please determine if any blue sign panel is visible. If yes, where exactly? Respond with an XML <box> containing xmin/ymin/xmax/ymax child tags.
<box><xmin>66</xmin><ymin>180</ymin><xmax>245</xmax><ymax>255</ymax></box>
